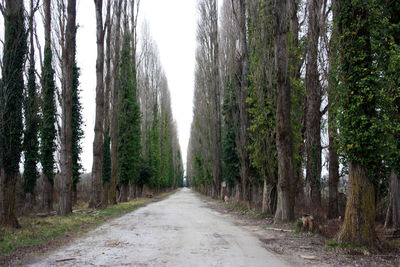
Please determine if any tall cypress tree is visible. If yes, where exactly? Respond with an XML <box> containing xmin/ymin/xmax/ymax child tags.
<box><xmin>118</xmin><ymin>31</ymin><xmax>141</xmax><ymax>201</ymax></box>
<box><xmin>23</xmin><ymin>0</ymin><xmax>40</xmax><ymax>212</ymax></box>
<box><xmin>0</xmin><ymin>0</ymin><xmax>26</xmax><ymax>228</ymax></box>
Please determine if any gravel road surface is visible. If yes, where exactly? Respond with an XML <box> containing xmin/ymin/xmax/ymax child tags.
<box><xmin>29</xmin><ymin>188</ymin><xmax>289</xmax><ymax>267</ymax></box>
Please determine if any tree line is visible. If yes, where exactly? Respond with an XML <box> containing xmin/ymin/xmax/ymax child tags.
<box><xmin>0</xmin><ymin>0</ymin><xmax>183</xmax><ymax>228</ymax></box>
<box><xmin>187</xmin><ymin>0</ymin><xmax>399</xmax><ymax>248</ymax></box>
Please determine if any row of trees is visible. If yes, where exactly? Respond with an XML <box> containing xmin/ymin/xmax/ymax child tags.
<box><xmin>187</xmin><ymin>0</ymin><xmax>399</xmax><ymax>247</ymax></box>
<box><xmin>0</xmin><ymin>0</ymin><xmax>183</xmax><ymax>228</ymax></box>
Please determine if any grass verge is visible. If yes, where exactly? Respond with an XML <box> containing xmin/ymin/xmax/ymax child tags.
<box><xmin>0</xmin><ymin>190</ymin><xmax>176</xmax><ymax>264</ymax></box>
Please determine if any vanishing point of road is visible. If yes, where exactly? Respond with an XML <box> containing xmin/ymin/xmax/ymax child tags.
<box><xmin>29</xmin><ymin>188</ymin><xmax>289</xmax><ymax>267</ymax></box>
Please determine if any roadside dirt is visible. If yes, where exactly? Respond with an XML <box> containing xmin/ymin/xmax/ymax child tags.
<box><xmin>202</xmin><ymin>193</ymin><xmax>400</xmax><ymax>267</ymax></box>
<box><xmin>26</xmin><ymin>188</ymin><xmax>289</xmax><ymax>266</ymax></box>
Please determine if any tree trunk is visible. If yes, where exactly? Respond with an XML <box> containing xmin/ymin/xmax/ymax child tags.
<box><xmin>120</xmin><ymin>184</ymin><xmax>128</xmax><ymax>203</ymax></box>
<box><xmin>385</xmin><ymin>170</ymin><xmax>400</xmax><ymax>229</ymax></box>
<box><xmin>103</xmin><ymin>0</ymin><xmax>112</xmax><ymax>207</ymax></box>
<box><xmin>103</xmin><ymin>181</ymin><xmax>110</xmax><ymax>206</ymax></box>
<box><xmin>59</xmin><ymin>0</ymin><xmax>76</xmax><ymax>215</ymax></box>
<box><xmin>211</xmin><ymin>0</ymin><xmax>222</xmax><ymax>200</ymax></box>
<box><xmin>305</xmin><ymin>0</ymin><xmax>322</xmax><ymax>209</ymax></box>
<box><xmin>327</xmin><ymin>114</ymin><xmax>339</xmax><ymax>218</ymax></box>
<box><xmin>338</xmin><ymin>162</ymin><xmax>376</xmax><ymax>247</ymax></box>
<box><xmin>89</xmin><ymin>0</ymin><xmax>105</xmax><ymax>209</ymax></box>
<box><xmin>110</xmin><ymin>0</ymin><xmax>123</xmax><ymax>205</ymax></box>
<box><xmin>274</xmin><ymin>0</ymin><xmax>295</xmax><ymax>223</ymax></box>
<box><xmin>41</xmin><ymin>174</ymin><xmax>53</xmax><ymax>213</ymax></box>
<box><xmin>235</xmin><ymin>0</ymin><xmax>251</xmax><ymax>204</ymax></box>
<box><xmin>72</xmin><ymin>183</ymin><xmax>77</xmax><ymax>205</ymax></box>
<box><xmin>1</xmin><ymin>171</ymin><xmax>21</xmax><ymax>228</ymax></box>
<box><xmin>327</xmin><ymin>0</ymin><xmax>339</xmax><ymax>219</ymax></box>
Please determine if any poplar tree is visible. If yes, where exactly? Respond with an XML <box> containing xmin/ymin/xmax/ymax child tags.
<box><xmin>72</xmin><ymin>58</ymin><xmax>84</xmax><ymax>204</ymax></box>
<box><xmin>0</xmin><ymin>0</ymin><xmax>26</xmax><ymax>228</ymax></box>
<box><xmin>40</xmin><ymin>0</ymin><xmax>57</xmax><ymax>213</ymax></box>
<box><xmin>337</xmin><ymin>0</ymin><xmax>381</xmax><ymax>247</ymax></box>
<box><xmin>23</xmin><ymin>0</ymin><xmax>40</xmax><ymax>212</ymax></box>
<box><xmin>118</xmin><ymin>31</ymin><xmax>141</xmax><ymax>201</ymax></box>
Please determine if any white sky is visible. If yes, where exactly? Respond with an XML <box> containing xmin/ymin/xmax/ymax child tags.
<box><xmin>77</xmin><ymin>0</ymin><xmax>199</xmax><ymax>173</ymax></box>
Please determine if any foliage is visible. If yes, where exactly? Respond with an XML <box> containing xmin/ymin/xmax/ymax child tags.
<box><xmin>72</xmin><ymin>57</ymin><xmax>84</xmax><ymax>187</ymax></box>
<box><xmin>222</xmin><ymin>81</ymin><xmax>240</xmax><ymax>186</ymax></box>
<box><xmin>40</xmin><ymin>43</ymin><xmax>57</xmax><ymax>184</ymax></box>
<box><xmin>118</xmin><ymin>32</ymin><xmax>141</xmax><ymax>187</ymax></box>
<box><xmin>102</xmin><ymin>130</ymin><xmax>111</xmax><ymax>184</ymax></box>
<box><xmin>0</xmin><ymin>3</ymin><xmax>26</xmax><ymax>176</ymax></box>
<box><xmin>336</xmin><ymin>0</ymin><xmax>382</xmax><ymax>183</ymax></box>
<box><xmin>247</xmin><ymin>1</ymin><xmax>277</xmax><ymax>184</ymax></box>
<box><xmin>23</xmin><ymin>44</ymin><xmax>39</xmax><ymax>194</ymax></box>
<box><xmin>148</xmin><ymin>102</ymin><xmax>161</xmax><ymax>188</ymax></box>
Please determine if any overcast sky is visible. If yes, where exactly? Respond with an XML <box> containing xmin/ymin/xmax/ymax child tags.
<box><xmin>77</xmin><ymin>0</ymin><xmax>199</xmax><ymax>173</ymax></box>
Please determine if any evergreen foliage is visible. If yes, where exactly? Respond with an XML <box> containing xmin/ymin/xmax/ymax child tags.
<box><xmin>148</xmin><ymin>101</ymin><xmax>161</xmax><ymax>188</ymax></box>
<box><xmin>222</xmin><ymin>81</ymin><xmax>240</xmax><ymax>187</ymax></box>
<box><xmin>0</xmin><ymin>2</ymin><xmax>26</xmax><ymax>176</ymax></box>
<box><xmin>102</xmin><ymin>130</ymin><xmax>111</xmax><ymax>184</ymax></box>
<box><xmin>336</xmin><ymin>0</ymin><xmax>385</xmax><ymax>183</ymax></box>
<box><xmin>40</xmin><ymin>43</ymin><xmax>57</xmax><ymax>184</ymax></box>
<box><xmin>118</xmin><ymin>31</ymin><xmax>141</xmax><ymax>188</ymax></box>
<box><xmin>23</xmin><ymin>43</ymin><xmax>39</xmax><ymax>195</ymax></box>
<box><xmin>72</xmin><ymin>57</ymin><xmax>84</xmax><ymax>188</ymax></box>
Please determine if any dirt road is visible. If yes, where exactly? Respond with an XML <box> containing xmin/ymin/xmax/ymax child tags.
<box><xmin>29</xmin><ymin>188</ymin><xmax>289</xmax><ymax>266</ymax></box>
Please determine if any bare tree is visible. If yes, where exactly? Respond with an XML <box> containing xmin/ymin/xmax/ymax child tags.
<box><xmin>59</xmin><ymin>0</ymin><xmax>76</xmax><ymax>215</ymax></box>
<box><xmin>89</xmin><ymin>0</ymin><xmax>106</xmax><ymax>209</ymax></box>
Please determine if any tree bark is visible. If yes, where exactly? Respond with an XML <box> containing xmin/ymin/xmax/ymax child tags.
<box><xmin>305</xmin><ymin>0</ymin><xmax>322</xmax><ymax>208</ymax></box>
<box><xmin>59</xmin><ymin>0</ymin><xmax>76</xmax><ymax>215</ymax></box>
<box><xmin>274</xmin><ymin>0</ymin><xmax>295</xmax><ymax>223</ymax></box>
<box><xmin>41</xmin><ymin>174</ymin><xmax>53</xmax><ymax>213</ymax></box>
<box><xmin>338</xmin><ymin>162</ymin><xmax>376</xmax><ymax>247</ymax></box>
<box><xmin>89</xmin><ymin>0</ymin><xmax>105</xmax><ymax>209</ymax></box>
<box><xmin>110</xmin><ymin>0</ymin><xmax>123</xmax><ymax>205</ymax></box>
<box><xmin>385</xmin><ymin>170</ymin><xmax>400</xmax><ymax>229</ymax></box>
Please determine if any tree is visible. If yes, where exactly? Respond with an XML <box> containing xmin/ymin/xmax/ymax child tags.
<box><xmin>23</xmin><ymin>0</ymin><xmax>40</xmax><ymax>212</ymax></box>
<box><xmin>40</xmin><ymin>0</ymin><xmax>57</xmax><ymax>214</ymax></box>
<box><xmin>274</xmin><ymin>0</ymin><xmax>295</xmax><ymax>222</ymax></box>
<box><xmin>110</xmin><ymin>0</ymin><xmax>123</xmax><ymax>204</ymax></box>
<box><xmin>247</xmin><ymin>0</ymin><xmax>277</xmax><ymax>214</ymax></box>
<box><xmin>72</xmin><ymin>55</ymin><xmax>84</xmax><ymax>205</ymax></box>
<box><xmin>383</xmin><ymin>0</ymin><xmax>400</xmax><ymax>230</ymax></box>
<box><xmin>89</xmin><ymin>0</ymin><xmax>106</xmax><ymax>209</ymax></box>
<box><xmin>232</xmin><ymin>0</ymin><xmax>251</xmax><ymax>203</ymax></box>
<box><xmin>118</xmin><ymin>29</ymin><xmax>141</xmax><ymax>202</ymax></box>
<box><xmin>327</xmin><ymin>0</ymin><xmax>340</xmax><ymax>219</ymax></box>
<box><xmin>336</xmin><ymin>0</ymin><xmax>380</xmax><ymax>247</ymax></box>
<box><xmin>102</xmin><ymin>0</ymin><xmax>112</xmax><ymax>207</ymax></box>
<box><xmin>59</xmin><ymin>0</ymin><xmax>77</xmax><ymax>215</ymax></box>
<box><xmin>0</xmin><ymin>0</ymin><xmax>26</xmax><ymax>228</ymax></box>
<box><xmin>304</xmin><ymin>0</ymin><xmax>322</xmax><ymax>208</ymax></box>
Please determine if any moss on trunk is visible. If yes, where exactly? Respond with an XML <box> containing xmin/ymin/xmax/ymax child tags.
<box><xmin>338</xmin><ymin>162</ymin><xmax>376</xmax><ymax>247</ymax></box>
